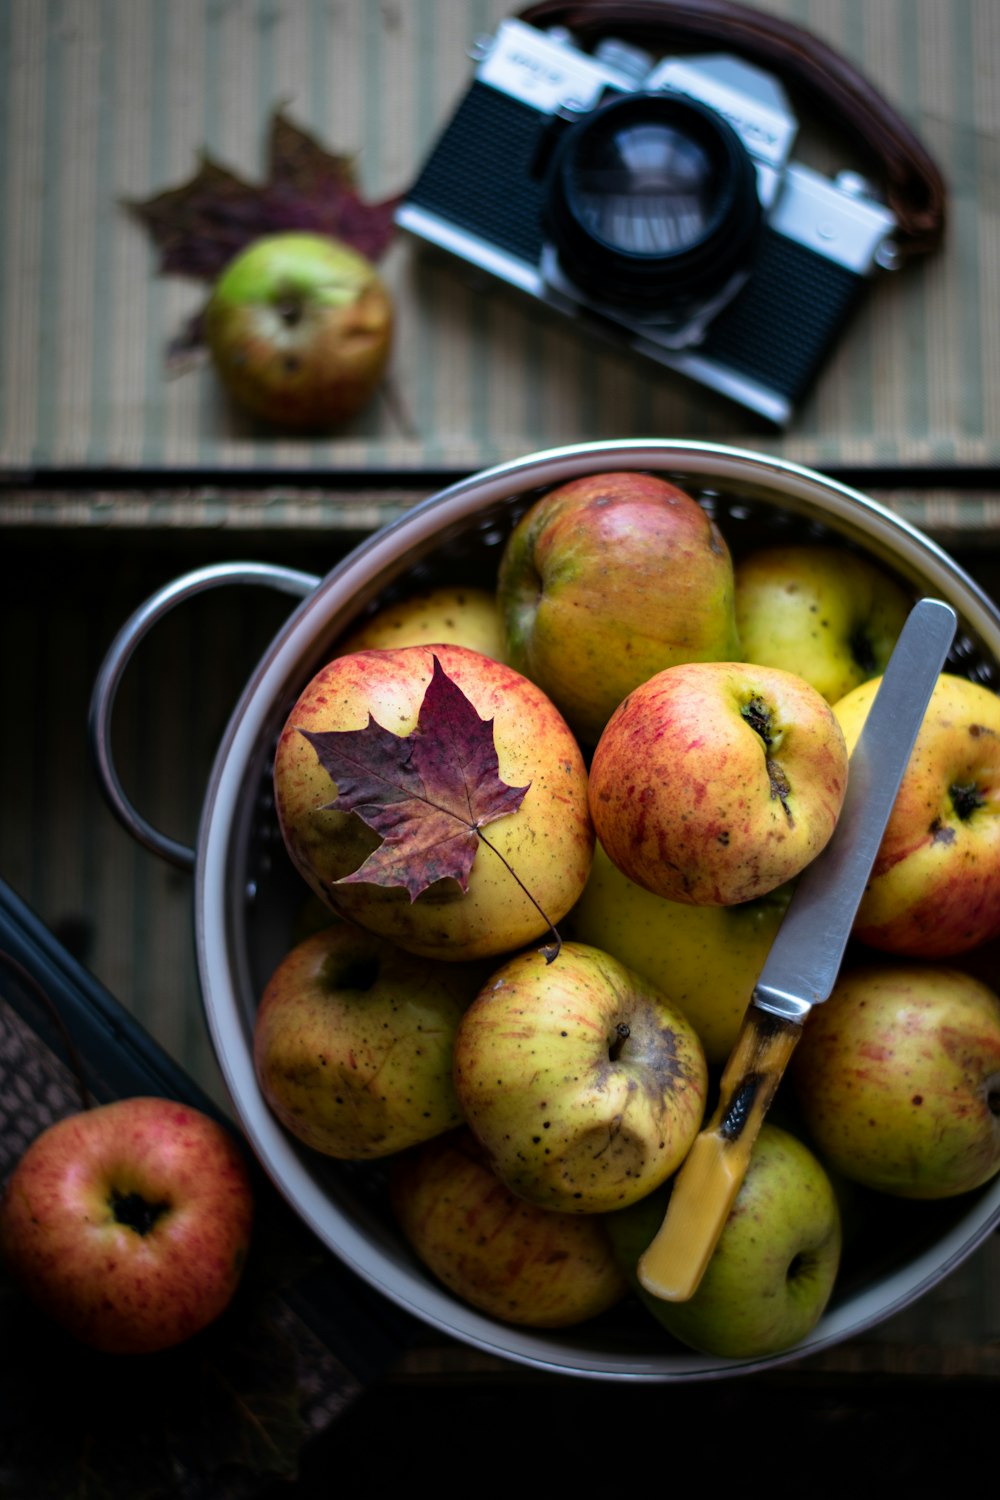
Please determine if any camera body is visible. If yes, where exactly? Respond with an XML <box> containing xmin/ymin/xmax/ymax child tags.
<box><xmin>396</xmin><ymin>18</ymin><xmax>899</xmax><ymax>425</ymax></box>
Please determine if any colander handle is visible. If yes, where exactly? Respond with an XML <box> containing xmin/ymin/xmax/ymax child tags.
<box><xmin>88</xmin><ymin>561</ymin><xmax>319</xmax><ymax>872</ymax></box>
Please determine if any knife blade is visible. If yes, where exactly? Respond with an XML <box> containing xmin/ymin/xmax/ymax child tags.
<box><xmin>636</xmin><ymin>595</ymin><xmax>958</xmax><ymax>1305</ymax></box>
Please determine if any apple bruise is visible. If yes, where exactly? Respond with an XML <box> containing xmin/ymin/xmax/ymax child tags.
<box><xmin>740</xmin><ymin>690</ymin><xmax>794</xmax><ymax>826</ymax></box>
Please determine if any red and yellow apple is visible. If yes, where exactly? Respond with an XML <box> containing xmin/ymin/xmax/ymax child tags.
<box><xmin>734</xmin><ymin>544</ymin><xmax>912</xmax><ymax>704</ymax></box>
<box><xmin>589</xmin><ymin>661</ymin><xmax>849</xmax><ymax>906</ymax></box>
<box><xmin>791</xmin><ymin>963</ymin><xmax>1000</xmax><ymax>1198</ymax></box>
<box><xmin>390</xmin><ymin>1129</ymin><xmax>629</xmax><ymax>1328</ymax></box>
<box><xmin>204</xmin><ymin>231</ymin><xmax>392</xmax><ymax>429</ymax></box>
<box><xmin>254</xmin><ymin>922</ymin><xmax>483</xmax><ymax>1159</ymax></box>
<box><xmin>273</xmin><ymin>643</ymin><xmax>594</xmax><ymax>961</ymax></box>
<box><xmin>497</xmin><ymin>470</ymin><xmax>739</xmax><ymax>743</ymax></box>
<box><xmin>0</xmin><ymin>1098</ymin><xmax>254</xmax><ymax>1354</ymax></box>
<box><xmin>833</xmin><ymin>672</ymin><xmax>1000</xmax><ymax>957</ymax></box>
<box><xmin>452</xmin><ymin>941</ymin><xmax>708</xmax><ymax>1214</ymax></box>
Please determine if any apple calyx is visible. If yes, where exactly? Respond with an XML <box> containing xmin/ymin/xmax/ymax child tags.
<box><xmin>949</xmin><ymin>779</ymin><xmax>986</xmax><ymax>823</ymax></box>
<box><xmin>110</xmin><ymin>1187</ymin><xmax>170</xmax><ymax>1237</ymax></box>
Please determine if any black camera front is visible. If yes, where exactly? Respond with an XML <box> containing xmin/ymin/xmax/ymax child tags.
<box><xmin>544</xmin><ymin>93</ymin><xmax>763</xmax><ymax>310</ymax></box>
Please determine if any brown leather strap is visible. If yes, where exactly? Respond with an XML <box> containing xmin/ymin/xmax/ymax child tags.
<box><xmin>517</xmin><ymin>0</ymin><xmax>946</xmax><ymax>257</ymax></box>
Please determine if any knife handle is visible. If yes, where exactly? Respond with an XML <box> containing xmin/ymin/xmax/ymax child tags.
<box><xmin>637</xmin><ymin>1003</ymin><xmax>802</xmax><ymax>1303</ymax></box>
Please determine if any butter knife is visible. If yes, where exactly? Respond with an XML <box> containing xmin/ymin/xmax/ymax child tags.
<box><xmin>637</xmin><ymin>595</ymin><xmax>958</xmax><ymax>1304</ymax></box>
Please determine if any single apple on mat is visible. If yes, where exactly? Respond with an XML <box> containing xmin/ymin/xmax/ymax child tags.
<box><xmin>273</xmin><ymin>643</ymin><xmax>594</xmax><ymax>962</ymax></box>
<box><xmin>204</xmin><ymin>231</ymin><xmax>392</xmax><ymax>429</ymax></box>
<box><xmin>390</xmin><ymin>1129</ymin><xmax>629</xmax><ymax>1328</ymax></box>
<box><xmin>0</xmin><ymin>1097</ymin><xmax>254</xmax><ymax>1355</ymax></box>
<box><xmin>589</xmin><ymin>660</ymin><xmax>849</xmax><ymax>906</ymax></box>
<box><xmin>734</xmin><ymin>544</ymin><xmax>912</xmax><ymax>704</ymax></box>
<box><xmin>452</xmin><ymin>941</ymin><xmax>708</xmax><ymax>1215</ymax></box>
<box><xmin>832</xmin><ymin>672</ymin><xmax>1000</xmax><ymax>957</ymax></box>
<box><xmin>606</xmin><ymin>1125</ymin><xmax>842</xmax><ymax>1359</ymax></box>
<box><xmin>791</xmin><ymin>963</ymin><xmax>1000</xmax><ymax>1199</ymax></box>
<box><xmin>497</xmin><ymin>470</ymin><xmax>739</xmax><ymax>744</ymax></box>
<box><xmin>568</xmin><ymin>841</ymin><xmax>790</xmax><ymax>1064</ymax></box>
<box><xmin>254</xmin><ymin>922</ymin><xmax>481</xmax><ymax>1159</ymax></box>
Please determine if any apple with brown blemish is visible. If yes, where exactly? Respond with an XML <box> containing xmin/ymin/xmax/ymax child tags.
<box><xmin>390</xmin><ymin>1128</ymin><xmax>629</xmax><ymax>1328</ymax></box>
<box><xmin>452</xmin><ymin>942</ymin><xmax>708</xmax><ymax>1214</ymax></box>
<box><xmin>497</xmin><ymin>470</ymin><xmax>739</xmax><ymax>744</ymax></box>
<box><xmin>833</xmin><ymin>672</ymin><xmax>1000</xmax><ymax>957</ymax></box>
<box><xmin>254</xmin><ymin>922</ymin><xmax>482</xmax><ymax>1159</ymax></box>
<box><xmin>791</xmin><ymin>963</ymin><xmax>1000</xmax><ymax>1199</ymax></box>
<box><xmin>588</xmin><ymin>661</ymin><xmax>849</xmax><ymax>907</ymax></box>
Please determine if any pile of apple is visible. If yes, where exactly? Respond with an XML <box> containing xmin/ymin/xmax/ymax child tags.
<box><xmin>256</xmin><ymin>471</ymin><xmax>1000</xmax><ymax>1361</ymax></box>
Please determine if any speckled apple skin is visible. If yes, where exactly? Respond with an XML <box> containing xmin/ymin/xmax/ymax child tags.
<box><xmin>791</xmin><ymin>965</ymin><xmax>1000</xmax><ymax>1199</ymax></box>
<box><xmin>273</xmin><ymin>644</ymin><xmax>595</xmax><ymax>961</ymax></box>
<box><xmin>0</xmin><ymin>1098</ymin><xmax>253</xmax><ymax>1354</ymax></box>
<box><xmin>254</xmin><ymin>923</ymin><xmax>481</xmax><ymax>1158</ymax></box>
<box><xmin>390</xmin><ymin>1129</ymin><xmax>629</xmax><ymax>1328</ymax></box>
<box><xmin>498</xmin><ymin>471</ymin><xmax>739</xmax><ymax>744</ymax></box>
<box><xmin>608</xmin><ymin>1126</ymin><xmax>842</xmax><ymax>1359</ymax></box>
<box><xmin>734</xmin><ymin>544</ymin><xmax>912</xmax><ymax>705</ymax></box>
<box><xmin>568</xmin><ymin>841</ymin><xmax>789</xmax><ymax>1063</ymax></box>
<box><xmin>452</xmin><ymin>942</ymin><xmax>708</xmax><ymax>1215</ymax></box>
<box><xmin>335</xmin><ymin>585</ymin><xmax>504</xmax><ymax>662</ymax></box>
<box><xmin>833</xmin><ymin>672</ymin><xmax>1000</xmax><ymax>957</ymax></box>
<box><xmin>589</xmin><ymin>660</ymin><xmax>849</xmax><ymax>906</ymax></box>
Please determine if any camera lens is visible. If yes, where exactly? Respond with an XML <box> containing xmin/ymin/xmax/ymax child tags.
<box><xmin>545</xmin><ymin>93</ymin><xmax>762</xmax><ymax>308</ymax></box>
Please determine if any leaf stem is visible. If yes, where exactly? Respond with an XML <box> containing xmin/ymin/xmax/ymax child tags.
<box><xmin>475</xmin><ymin>830</ymin><xmax>562</xmax><ymax>963</ymax></box>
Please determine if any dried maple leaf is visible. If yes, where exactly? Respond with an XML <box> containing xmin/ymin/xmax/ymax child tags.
<box><xmin>300</xmin><ymin>657</ymin><xmax>531</xmax><ymax>901</ymax></box>
<box><xmin>127</xmin><ymin>108</ymin><xmax>403</xmax><ymax>284</ymax></box>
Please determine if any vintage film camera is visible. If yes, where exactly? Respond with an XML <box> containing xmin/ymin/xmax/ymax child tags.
<box><xmin>396</xmin><ymin>17</ymin><xmax>903</xmax><ymax>425</ymax></box>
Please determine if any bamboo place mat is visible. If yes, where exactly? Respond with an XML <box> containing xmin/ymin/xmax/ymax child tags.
<box><xmin>1</xmin><ymin>0</ymin><xmax>997</xmax><ymax>476</ymax></box>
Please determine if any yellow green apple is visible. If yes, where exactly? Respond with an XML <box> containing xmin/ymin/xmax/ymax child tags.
<box><xmin>336</xmin><ymin>584</ymin><xmax>503</xmax><ymax>661</ymax></box>
<box><xmin>204</xmin><ymin>231</ymin><xmax>392</xmax><ymax>429</ymax></box>
<box><xmin>589</xmin><ymin>660</ymin><xmax>849</xmax><ymax>906</ymax></box>
<box><xmin>606</xmin><ymin>1125</ymin><xmax>842</xmax><ymax>1359</ymax></box>
<box><xmin>567</xmin><ymin>842</ymin><xmax>790</xmax><ymax>1063</ymax></box>
<box><xmin>734</xmin><ymin>544</ymin><xmax>912</xmax><ymax>704</ymax></box>
<box><xmin>389</xmin><ymin>1129</ymin><xmax>629</xmax><ymax>1328</ymax></box>
<box><xmin>452</xmin><ymin>941</ymin><xmax>708</xmax><ymax>1214</ymax></box>
<box><xmin>253</xmin><ymin>923</ymin><xmax>482</xmax><ymax>1159</ymax></box>
<box><xmin>273</xmin><ymin>643</ymin><xmax>594</xmax><ymax>961</ymax></box>
<box><xmin>833</xmin><ymin>672</ymin><xmax>1000</xmax><ymax>957</ymax></box>
<box><xmin>497</xmin><ymin>470</ymin><xmax>739</xmax><ymax>744</ymax></box>
<box><xmin>791</xmin><ymin>963</ymin><xmax>1000</xmax><ymax>1198</ymax></box>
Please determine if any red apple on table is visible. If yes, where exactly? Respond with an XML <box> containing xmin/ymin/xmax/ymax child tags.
<box><xmin>390</xmin><ymin>1129</ymin><xmax>629</xmax><ymax>1328</ymax></box>
<box><xmin>497</xmin><ymin>471</ymin><xmax>739</xmax><ymax>744</ymax></box>
<box><xmin>273</xmin><ymin>644</ymin><xmax>594</xmax><ymax>962</ymax></box>
<box><xmin>452</xmin><ymin>941</ymin><xmax>708</xmax><ymax>1214</ymax></box>
<box><xmin>254</xmin><ymin>922</ymin><xmax>482</xmax><ymax>1158</ymax></box>
<box><xmin>589</xmin><ymin>661</ymin><xmax>849</xmax><ymax>906</ymax></box>
<box><xmin>734</xmin><ymin>543</ymin><xmax>912</xmax><ymax>704</ymax></box>
<box><xmin>0</xmin><ymin>1097</ymin><xmax>254</xmax><ymax>1354</ymax></box>
<box><xmin>791</xmin><ymin>963</ymin><xmax>1000</xmax><ymax>1198</ymax></box>
<box><xmin>204</xmin><ymin>231</ymin><xmax>393</xmax><ymax>429</ymax></box>
<box><xmin>833</xmin><ymin>672</ymin><xmax>1000</xmax><ymax>957</ymax></box>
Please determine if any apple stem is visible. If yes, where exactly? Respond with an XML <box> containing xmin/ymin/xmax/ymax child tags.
<box><xmin>475</xmin><ymin>829</ymin><xmax>562</xmax><ymax>963</ymax></box>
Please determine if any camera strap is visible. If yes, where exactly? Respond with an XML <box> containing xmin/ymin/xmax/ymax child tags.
<box><xmin>517</xmin><ymin>0</ymin><xmax>947</xmax><ymax>259</ymax></box>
